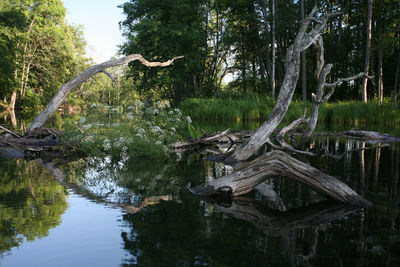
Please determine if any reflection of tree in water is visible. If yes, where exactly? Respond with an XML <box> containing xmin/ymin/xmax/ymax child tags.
<box><xmin>118</xmin><ymin>142</ymin><xmax>400</xmax><ymax>266</ymax></box>
<box><xmin>0</xmin><ymin>159</ymin><xmax>67</xmax><ymax>254</ymax></box>
<box><xmin>61</xmin><ymin>156</ymin><xmax>184</xmax><ymax>206</ymax></box>
<box><xmin>120</xmin><ymin>197</ymin><xmax>277</xmax><ymax>266</ymax></box>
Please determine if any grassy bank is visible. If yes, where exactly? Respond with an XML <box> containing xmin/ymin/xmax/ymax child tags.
<box><xmin>179</xmin><ymin>95</ymin><xmax>400</xmax><ymax>126</ymax></box>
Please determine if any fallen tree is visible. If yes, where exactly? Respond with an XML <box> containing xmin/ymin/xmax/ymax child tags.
<box><xmin>27</xmin><ymin>54</ymin><xmax>183</xmax><ymax>134</ymax></box>
<box><xmin>190</xmin><ymin>7</ymin><xmax>375</xmax><ymax>207</ymax></box>
<box><xmin>0</xmin><ymin>54</ymin><xmax>183</xmax><ymax>150</ymax></box>
<box><xmin>190</xmin><ymin>150</ymin><xmax>372</xmax><ymax>207</ymax></box>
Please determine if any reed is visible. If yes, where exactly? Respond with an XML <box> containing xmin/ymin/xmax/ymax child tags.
<box><xmin>179</xmin><ymin>96</ymin><xmax>400</xmax><ymax>125</ymax></box>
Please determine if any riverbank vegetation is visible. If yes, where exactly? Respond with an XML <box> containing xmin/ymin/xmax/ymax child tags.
<box><xmin>67</xmin><ymin>101</ymin><xmax>192</xmax><ymax>161</ymax></box>
<box><xmin>179</xmin><ymin>95</ymin><xmax>400</xmax><ymax>126</ymax></box>
<box><xmin>2</xmin><ymin>0</ymin><xmax>399</xmax><ymax>121</ymax></box>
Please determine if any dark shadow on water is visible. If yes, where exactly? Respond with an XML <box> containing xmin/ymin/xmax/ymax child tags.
<box><xmin>207</xmin><ymin>197</ymin><xmax>361</xmax><ymax>236</ymax></box>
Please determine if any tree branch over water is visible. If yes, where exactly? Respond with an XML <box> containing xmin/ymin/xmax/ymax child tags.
<box><xmin>27</xmin><ymin>55</ymin><xmax>184</xmax><ymax>134</ymax></box>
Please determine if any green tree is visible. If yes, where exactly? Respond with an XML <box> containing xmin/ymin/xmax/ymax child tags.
<box><xmin>0</xmin><ymin>0</ymin><xmax>88</xmax><ymax>110</ymax></box>
<box><xmin>120</xmin><ymin>0</ymin><xmax>207</xmax><ymax>104</ymax></box>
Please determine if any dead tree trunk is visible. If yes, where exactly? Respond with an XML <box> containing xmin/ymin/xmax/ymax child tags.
<box><xmin>296</xmin><ymin>35</ymin><xmax>372</xmax><ymax>148</ymax></box>
<box><xmin>192</xmin><ymin>7</ymin><xmax>372</xmax><ymax>207</ymax></box>
<box><xmin>226</xmin><ymin>7</ymin><xmax>337</xmax><ymax>164</ymax></box>
<box><xmin>26</xmin><ymin>54</ymin><xmax>183</xmax><ymax>134</ymax></box>
<box><xmin>191</xmin><ymin>150</ymin><xmax>372</xmax><ymax>207</ymax></box>
<box><xmin>226</xmin><ymin>7</ymin><xmax>373</xmax><ymax>163</ymax></box>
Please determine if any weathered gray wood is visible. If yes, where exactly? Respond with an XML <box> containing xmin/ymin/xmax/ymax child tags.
<box><xmin>27</xmin><ymin>54</ymin><xmax>183</xmax><ymax>134</ymax></box>
<box><xmin>296</xmin><ymin>34</ymin><xmax>372</xmax><ymax>148</ymax></box>
<box><xmin>225</xmin><ymin>7</ymin><xmax>333</xmax><ymax>163</ymax></box>
<box><xmin>0</xmin><ymin>137</ymin><xmax>61</xmax><ymax>151</ymax></box>
<box><xmin>0</xmin><ymin>125</ymin><xmax>21</xmax><ymax>138</ymax></box>
<box><xmin>191</xmin><ymin>150</ymin><xmax>372</xmax><ymax>207</ymax></box>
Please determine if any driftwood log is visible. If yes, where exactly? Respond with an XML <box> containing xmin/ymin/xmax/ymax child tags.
<box><xmin>190</xmin><ymin>150</ymin><xmax>372</xmax><ymax>207</ymax></box>
<box><xmin>170</xmin><ymin>129</ymin><xmax>400</xmax><ymax>152</ymax></box>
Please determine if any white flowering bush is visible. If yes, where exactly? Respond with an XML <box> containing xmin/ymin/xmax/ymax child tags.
<box><xmin>74</xmin><ymin>101</ymin><xmax>188</xmax><ymax>162</ymax></box>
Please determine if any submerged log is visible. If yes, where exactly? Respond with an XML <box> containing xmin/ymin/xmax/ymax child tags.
<box><xmin>190</xmin><ymin>150</ymin><xmax>372</xmax><ymax>207</ymax></box>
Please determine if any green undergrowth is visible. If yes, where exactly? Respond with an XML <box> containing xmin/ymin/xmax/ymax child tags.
<box><xmin>62</xmin><ymin>101</ymin><xmax>193</xmax><ymax>163</ymax></box>
<box><xmin>179</xmin><ymin>96</ymin><xmax>400</xmax><ymax>126</ymax></box>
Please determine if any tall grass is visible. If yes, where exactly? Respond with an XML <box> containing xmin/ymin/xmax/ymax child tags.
<box><xmin>179</xmin><ymin>95</ymin><xmax>400</xmax><ymax>126</ymax></box>
<box><xmin>179</xmin><ymin>94</ymin><xmax>275</xmax><ymax>122</ymax></box>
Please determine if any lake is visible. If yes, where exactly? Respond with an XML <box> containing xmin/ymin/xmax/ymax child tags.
<box><xmin>0</xmin><ymin>112</ymin><xmax>400</xmax><ymax>266</ymax></box>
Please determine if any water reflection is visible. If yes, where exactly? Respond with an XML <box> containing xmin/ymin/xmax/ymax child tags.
<box><xmin>0</xmin><ymin>134</ymin><xmax>399</xmax><ymax>266</ymax></box>
<box><xmin>0</xmin><ymin>159</ymin><xmax>67</xmax><ymax>254</ymax></box>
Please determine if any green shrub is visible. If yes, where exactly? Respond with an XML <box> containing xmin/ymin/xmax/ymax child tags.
<box><xmin>64</xmin><ymin>101</ymin><xmax>189</xmax><ymax>162</ymax></box>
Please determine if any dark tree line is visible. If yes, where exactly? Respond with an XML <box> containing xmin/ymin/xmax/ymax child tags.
<box><xmin>119</xmin><ymin>0</ymin><xmax>400</xmax><ymax>105</ymax></box>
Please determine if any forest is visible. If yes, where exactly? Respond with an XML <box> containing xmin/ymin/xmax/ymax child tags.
<box><xmin>1</xmin><ymin>0</ymin><xmax>399</xmax><ymax>111</ymax></box>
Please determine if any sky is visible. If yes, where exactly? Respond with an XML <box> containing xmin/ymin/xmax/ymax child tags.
<box><xmin>63</xmin><ymin>0</ymin><xmax>126</xmax><ymax>63</ymax></box>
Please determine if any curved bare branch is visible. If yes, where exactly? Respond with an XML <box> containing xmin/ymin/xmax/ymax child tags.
<box><xmin>27</xmin><ymin>55</ymin><xmax>184</xmax><ymax>134</ymax></box>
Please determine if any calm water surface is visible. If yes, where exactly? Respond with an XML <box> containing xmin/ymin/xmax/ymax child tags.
<box><xmin>1</xmin><ymin>114</ymin><xmax>400</xmax><ymax>266</ymax></box>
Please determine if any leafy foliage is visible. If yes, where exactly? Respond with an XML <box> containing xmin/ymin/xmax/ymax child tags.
<box><xmin>64</xmin><ymin>101</ymin><xmax>191</xmax><ymax>161</ymax></box>
<box><xmin>117</xmin><ymin>0</ymin><xmax>400</xmax><ymax>105</ymax></box>
<box><xmin>0</xmin><ymin>0</ymin><xmax>88</xmax><ymax>109</ymax></box>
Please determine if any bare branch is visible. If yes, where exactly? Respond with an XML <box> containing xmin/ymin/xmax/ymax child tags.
<box><xmin>294</xmin><ymin>6</ymin><xmax>319</xmax><ymax>51</ymax></box>
<box><xmin>300</xmin><ymin>12</ymin><xmax>341</xmax><ymax>52</ymax></box>
<box><xmin>276</xmin><ymin>116</ymin><xmax>309</xmax><ymax>143</ymax></box>
<box><xmin>266</xmin><ymin>109</ymin><xmax>316</xmax><ymax>157</ymax></box>
<box><xmin>313</xmin><ymin>35</ymin><xmax>325</xmax><ymax>80</ymax></box>
<box><xmin>326</xmin><ymin>72</ymin><xmax>374</xmax><ymax>88</ymax></box>
<box><xmin>266</xmin><ymin>138</ymin><xmax>317</xmax><ymax>157</ymax></box>
<box><xmin>101</xmin><ymin>70</ymin><xmax>115</xmax><ymax>82</ymax></box>
<box><xmin>302</xmin><ymin>17</ymin><xmax>323</xmax><ymax>25</ymax></box>
<box><xmin>320</xmin><ymin>87</ymin><xmax>336</xmax><ymax>103</ymax></box>
<box><xmin>0</xmin><ymin>126</ymin><xmax>22</xmax><ymax>138</ymax></box>
<box><xmin>27</xmin><ymin>54</ymin><xmax>184</xmax><ymax>134</ymax></box>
